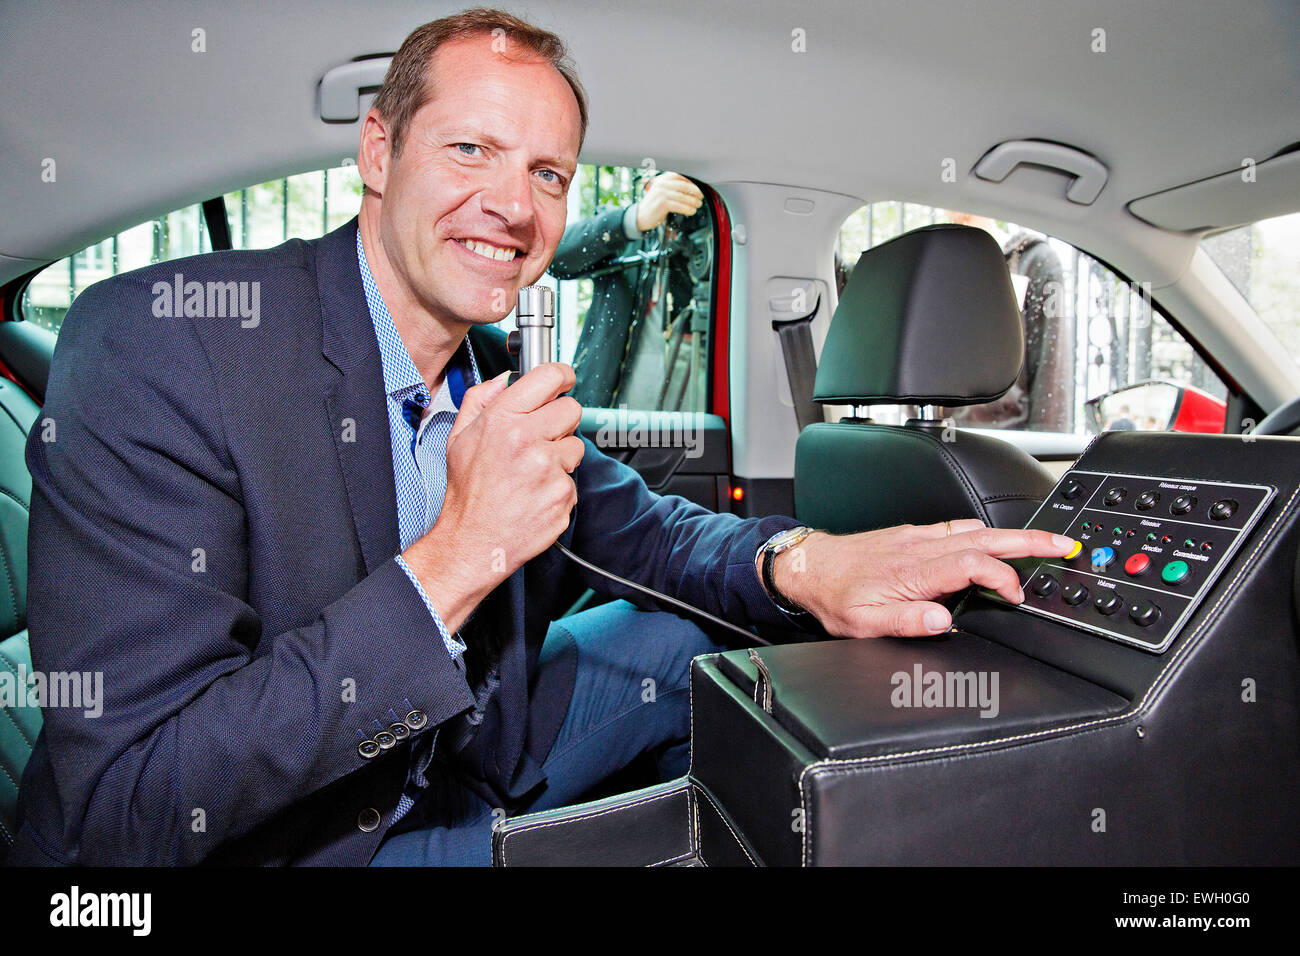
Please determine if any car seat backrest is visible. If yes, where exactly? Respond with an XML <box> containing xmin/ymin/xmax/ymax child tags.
<box><xmin>0</xmin><ymin>375</ymin><xmax>40</xmax><ymax>860</ymax></box>
<box><xmin>795</xmin><ymin>224</ymin><xmax>1055</xmax><ymax>532</ymax></box>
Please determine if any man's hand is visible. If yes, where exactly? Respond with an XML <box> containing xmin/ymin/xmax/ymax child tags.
<box><xmin>402</xmin><ymin>363</ymin><xmax>584</xmax><ymax>632</ymax></box>
<box><xmin>773</xmin><ymin>520</ymin><xmax>1076</xmax><ymax>638</ymax></box>
<box><xmin>635</xmin><ymin>171</ymin><xmax>704</xmax><ymax>232</ymax></box>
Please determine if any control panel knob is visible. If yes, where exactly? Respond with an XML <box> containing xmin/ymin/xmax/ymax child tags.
<box><xmin>1094</xmin><ymin>591</ymin><xmax>1123</xmax><ymax>615</ymax></box>
<box><xmin>1210</xmin><ymin>499</ymin><xmax>1237</xmax><ymax>520</ymax></box>
<box><xmin>1103</xmin><ymin>487</ymin><xmax>1127</xmax><ymax>507</ymax></box>
<box><xmin>1060</xmin><ymin>478</ymin><xmax>1083</xmax><ymax>500</ymax></box>
<box><xmin>1135</xmin><ymin>490</ymin><xmax>1160</xmax><ymax>510</ymax></box>
<box><xmin>1170</xmin><ymin>494</ymin><xmax>1197</xmax><ymax>516</ymax></box>
<box><xmin>1129</xmin><ymin>599</ymin><xmax>1161</xmax><ymax>627</ymax></box>
<box><xmin>1061</xmin><ymin>582</ymin><xmax>1089</xmax><ymax>606</ymax></box>
<box><xmin>1030</xmin><ymin>573</ymin><xmax>1059</xmax><ymax>597</ymax></box>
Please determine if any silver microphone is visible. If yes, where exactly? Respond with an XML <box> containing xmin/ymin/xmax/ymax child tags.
<box><xmin>511</xmin><ymin>284</ymin><xmax>555</xmax><ymax>380</ymax></box>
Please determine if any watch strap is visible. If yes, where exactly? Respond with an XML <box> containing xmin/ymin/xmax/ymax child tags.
<box><xmin>762</xmin><ymin>538</ymin><xmax>809</xmax><ymax>615</ymax></box>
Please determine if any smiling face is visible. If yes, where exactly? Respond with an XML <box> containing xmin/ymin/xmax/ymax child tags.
<box><xmin>359</xmin><ymin>35</ymin><xmax>580</xmax><ymax>330</ymax></box>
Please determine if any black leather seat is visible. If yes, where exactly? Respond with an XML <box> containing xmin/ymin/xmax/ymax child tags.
<box><xmin>0</xmin><ymin>376</ymin><xmax>40</xmax><ymax>862</ymax></box>
<box><xmin>795</xmin><ymin>224</ymin><xmax>1055</xmax><ymax>532</ymax></box>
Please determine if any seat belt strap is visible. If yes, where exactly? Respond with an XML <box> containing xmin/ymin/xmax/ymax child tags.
<box><xmin>771</xmin><ymin>293</ymin><xmax>824</xmax><ymax>431</ymax></box>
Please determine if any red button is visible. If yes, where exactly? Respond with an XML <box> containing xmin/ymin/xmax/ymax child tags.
<box><xmin>1124</xmin><ymin>553</ymin><xmax>1150</xmax><ymax>576</ymax></box>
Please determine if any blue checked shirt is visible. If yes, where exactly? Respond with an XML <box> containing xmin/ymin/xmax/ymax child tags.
<box><xmin>357</xmin><ymin>231</ymin><xmax>489</xmax><ymax>825</ymax></box>
<box><xmin>357</xmin><ymin>229</ymin><xmax>480</xmax><ymax>662</ymax></box>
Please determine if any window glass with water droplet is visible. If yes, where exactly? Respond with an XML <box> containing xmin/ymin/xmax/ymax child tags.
<box><xmin>542</xmin><ymin>164</ymin><xmax>716</xmax><ymax>413</ymax></box>
<box><xmin>835</xmin><ymin>202</ymin><xmax>1227</xmax><ymax>436</ymax></box>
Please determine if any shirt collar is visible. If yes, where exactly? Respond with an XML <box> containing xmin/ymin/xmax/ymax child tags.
<box><xmin>356</xmin><ymin>227</ymin><xmax>481</xmax><ymax>407</ymax></box>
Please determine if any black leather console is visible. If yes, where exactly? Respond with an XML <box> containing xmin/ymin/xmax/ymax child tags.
<box><xmin>492</xmin><ymin>779</ymin><xmax>699</xmax><ymax>867</ymax></box>
<box><xmin>494</xmin><ymin>431</ymin><xmax>1300</xmax><ymax>865</ymax></box>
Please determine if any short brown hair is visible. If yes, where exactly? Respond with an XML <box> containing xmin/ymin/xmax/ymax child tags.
<box><xmin>372</xmin><ymin>8</ymin><xmax>589</xmax><ymax>157</ymax></box>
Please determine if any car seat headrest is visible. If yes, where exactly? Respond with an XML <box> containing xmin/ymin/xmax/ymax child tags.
<box><xmin>813</xmin><ymin>224</ymin><xmax>1024</xmax><ymax>407</ymax></box>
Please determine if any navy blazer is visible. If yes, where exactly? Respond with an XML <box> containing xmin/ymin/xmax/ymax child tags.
<box><xmin>9</xmin><ymin>218</ymin><xmax>801</xmax><ymax>866</ymax></box>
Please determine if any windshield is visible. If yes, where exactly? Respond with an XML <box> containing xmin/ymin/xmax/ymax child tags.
<box><xmin>1200</xmin><ymin>211</ymin><xmax>1300</xmax><ymax>365</ymax></box>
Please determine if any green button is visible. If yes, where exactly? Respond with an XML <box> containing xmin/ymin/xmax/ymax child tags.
<box><xmin>1162</xmin><ymin>560</ymin><xmax>1190</xmax><ymax>585</ymax></box>
<box><xmin>1184</xmin><ymin>538</ymin><xmax>1196</xmax><ymax>549</ymax></box>
<box><xmin>1113</xmin><ymin>527</ymin><xmax>1123</xmax><ymax>536</ymax></box>
<box><xmin>1146</xmin><ymin>532</ymin><xmax>1158</xmax><ymax>542</ymax></box>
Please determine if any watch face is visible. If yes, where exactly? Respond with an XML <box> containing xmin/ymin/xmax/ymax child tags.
<box><xmin>770</xmin><ymin>526</ymin><xmax>810</xmax><ymax>551</ymax></box>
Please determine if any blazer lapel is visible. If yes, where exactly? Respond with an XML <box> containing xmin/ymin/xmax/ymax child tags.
<box><xmin>317</xmin><ymin>219</ymin><xmax>400</xmax><ymax>575</ymax></box>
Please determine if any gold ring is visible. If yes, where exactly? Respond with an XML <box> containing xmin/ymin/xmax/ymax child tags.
<box><xmin>945</xmin><ymin>520</ymin><xmax>952</xmax><ymax>537</ymax></box>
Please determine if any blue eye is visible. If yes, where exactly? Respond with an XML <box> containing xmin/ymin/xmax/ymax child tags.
<box><xmin>536</xmin><ymin>169</ymin><xmax>558</xmax><ymax>184</ymax></box>
<box><xmin>455</xmin><ymin>143</ymin><xmax>481</xmax><ymax>156</ymax></box>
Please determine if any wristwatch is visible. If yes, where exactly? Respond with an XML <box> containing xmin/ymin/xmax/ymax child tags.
<box><xmin>758</xmin><ymin>526</ymin><xmax>814</xmax><ymax>615</ymax></box>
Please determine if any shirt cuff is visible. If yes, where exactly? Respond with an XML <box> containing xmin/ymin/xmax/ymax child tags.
<box><xmin>395</xmin><ymin>554</ymin><xmax>467</xmax><ymax>661</ymax></box>
<box><xmin>623</xmin><ymin>203</ymin><xmax>642</xmax><ymax>240</ymax></box>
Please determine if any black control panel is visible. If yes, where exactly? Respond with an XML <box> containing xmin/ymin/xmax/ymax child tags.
<box><xmin>998</xmin><ymin>470</ymin><xmax>1275</xmax><ymax>652</ymax></box>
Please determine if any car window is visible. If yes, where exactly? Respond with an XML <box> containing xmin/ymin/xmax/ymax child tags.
<box><xmin>1200</xmin><ymin>211</ymin><xmax>1300</xmax><ymax>367</ymax></box>
<box><xmin>835</xmin><ymin>202</ymin><xmax>1228</xmax><ymax>435</ymax></box>
<box><xmin>20</xmin><ymin>164</ymin><xmax>366</xmax><ymax>334</ymax></box>
<box><xmin>19</xmin><ymin>161</ymin><xmax>715</xmax><ymax>414</ymax></box>
<box><xmin>22</xmin><ymin>209</ymin><xmax>214</xmax><ymax>334</ymax></box>
<box><xmin>223</xmin><ymin>165</ymin><xmax>365</xmax><ymax>252</ymax></box>
<box><xmin>539</xmin><ymin>164</ymin><xmax>715</xmax><ymax>413</ymax></box>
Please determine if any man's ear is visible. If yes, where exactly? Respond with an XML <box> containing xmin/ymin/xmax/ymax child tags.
<box><xmin>357</xmin><ymin>108</ymin><xmax>392</xmax><ymax>195</ymax></box>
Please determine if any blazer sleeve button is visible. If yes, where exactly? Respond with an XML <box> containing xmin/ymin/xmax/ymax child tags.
<box><xmin>374</xmin><ymin>730</ymin><xmax>397</xmax><ymax>750</ymax></box>
<box><xmin>389</xmin><ymin>722</ymin><xmax>411</xmax><ymax>741</ymax></box>
<box><xmin>405</xmin><ymin>709</ymin><xmax>428</xmax><ymax>730</ymax></box>
<box><xmin>357</xmin><ymin>808</ymin><xmax>382</xmax><ymax>832</ymax></box>
<box><xmin>357</xmin><ymin>739</ymin><xmax>380</xmax><ymax>759</ymax></box>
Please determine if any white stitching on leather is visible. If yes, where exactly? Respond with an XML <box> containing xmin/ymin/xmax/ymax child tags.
<box><xmin>796</xmin><ymin>475</ymin><xmax>1300</xmax><ymax>865</ymax></box>
<box><xmin>872</xmin><ymin>426</ymin><xmax>987</xmax><ymax>521</ymax></box>
<box><xmin>690</xmin><ymin>780</ymin><xmax>699</xmax><ymax>853</ymax></box>
<box><xmin>648</xmin><ymin>848</ymin><xmax>697</xmax><ymax>867</ymax></box>
<box><xmin>688</xmin><ymin>657</ymin><xmax>702</xmax><ymax>777</ymax></box>
<box><xmin>499</xmin><ymin>787</ymin><xmax>686</xmax><ymax>866</ymax></box>
<box><xmin>0</xmin><ymin>647</ymin><xmax>27</xmax><ymax>680</ymax></box>
<box><xmin>696</xmin><ymin>785</ymin><xmax>759</xmax><ymax>868</ymax></box>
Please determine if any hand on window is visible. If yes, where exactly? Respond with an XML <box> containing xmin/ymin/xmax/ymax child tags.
<box><xmin>636</xmin><ymin>172</ymin><xmax>704</xmax><ymax>232</ymax></box>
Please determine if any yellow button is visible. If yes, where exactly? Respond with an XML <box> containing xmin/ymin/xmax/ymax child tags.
<box><xmin>1064</xmin><ymin>540</ymin><xmax>1082</xmax><ymax>559</ymax></box>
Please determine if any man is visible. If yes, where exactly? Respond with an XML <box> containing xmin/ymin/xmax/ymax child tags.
<box><xmin>942</xmin><ymin>211</ymin><xmax>1073</xmax><ymax>431</ymax></box>
<box><xmin>10</xmin><ymin>9</ymin><xmax>1072</xmax><ymax>866</ymax></box>
<box><xmin>1108</xmin><ymin>405</ymin><xmax>1137</xmax><ymax>430</ymax></box>
<box><xmin>550</xmin><ymin>170</ymin><xmax>705</xmax><ymax>409</ymax></box>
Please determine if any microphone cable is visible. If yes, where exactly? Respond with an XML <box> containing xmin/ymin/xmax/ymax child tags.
<box><xmin>513</xmin><ymin>285</ymin><xmax>777</xmax><ymax>648</ymax></box>
<box><xmin>551</xmin><ymin>541</ymin><xmax>774</xmax><ymax>647</ymax></box>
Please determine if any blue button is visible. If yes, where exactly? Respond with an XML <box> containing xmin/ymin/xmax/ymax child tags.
<box><xmin>1090</xmin><ymin>546</ymin><xmax>1115</xmax><ymax>570</ymax></box>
